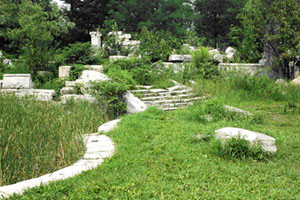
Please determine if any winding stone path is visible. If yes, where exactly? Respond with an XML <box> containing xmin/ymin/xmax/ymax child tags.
<box><xmin>0</xmin><ymin>120</ymin><xmax>118</xmax><ymax>199</ymax></box>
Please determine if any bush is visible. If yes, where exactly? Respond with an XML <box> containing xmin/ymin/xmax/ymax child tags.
<box><xmin>57</xmin><ymin>42</ymin><xmax>97</xmax><ymax>65</ymax></box>
<box><xmin>90</xmin><ymin>81</ymin><xmax>129</xmax><ymax>118</ymax></box>
<box><xmin>69</xmin><ymin>64</ymin><xmax>87</xmax><ymax>81</ymax></box>
<box><xmin>212</xmin><ymin>136</ymin><xmax>268</xmax><ymax>160</ymax></box>
<box><xmin>138</xmin><ymin>27</ymin><xmax>181</xmax><ymax>62</ymax></box>
<box><xmin>107</xmin><ymin>65</ymin><xmax>136</xmax><ymax>88</ymax></box>
<box><xmin>35</xmin><ymin>78</ymin><xmax>65</xmax><ymax>98</ymax></box>
<box><xmin>191</xmin><ymin>47</ymin><xmax>218</xmax><ymax>78</ymax></box>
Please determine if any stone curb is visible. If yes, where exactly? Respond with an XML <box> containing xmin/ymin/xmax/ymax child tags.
<box><xmin>0</xmin><ymin>133</ymin><xmax>115</xmax><ymax>199</ymax></box>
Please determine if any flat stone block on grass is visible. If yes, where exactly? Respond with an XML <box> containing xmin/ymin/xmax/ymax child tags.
<box><xmin>215</xmin><ymin>127</ymin><xmax>277</xmax><ymax>153</ymax></box>
<box><xmin>98</xmin><ymin>119</ymin><xmax>121</xmax><ymax>133</ymax></box>
<box><xmin>3</xmin><ymin>74</ymin><xmax>34</xmax><ymax>89</ymax></box>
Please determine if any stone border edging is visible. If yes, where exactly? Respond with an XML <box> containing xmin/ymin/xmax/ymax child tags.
<box><xmin>0</xmin><ymin>131</ymin><xmax>116</xmax><ymax>199</ymax></box>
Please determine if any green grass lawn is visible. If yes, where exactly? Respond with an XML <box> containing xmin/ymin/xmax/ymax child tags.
<box><xmin>7</xmin><ymin>76</ymin><xmax>300</xmax><ymax>199</ymax></box>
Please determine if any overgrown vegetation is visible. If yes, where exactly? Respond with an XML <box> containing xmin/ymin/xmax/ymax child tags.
<box><xmin>0</xmin><ymin>94</ymin><xmax>108</xmax><ymax>186</ymax></box>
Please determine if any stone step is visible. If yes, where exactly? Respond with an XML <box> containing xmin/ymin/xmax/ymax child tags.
<box><xmin>144</xmin><ymin>96</ymin><xmax>205</xmax><ymax>106</ymax></box>
<box><xmin>133</xmin><ymin>89</ymin><xmax>193</xmax><ymax>97</ymax></box>
<box><xmin>140</xmin><ymin>93</ymin><xmax>196</xmax><ymax>101</ymax></box>
<box><xmin>157</xmin><ymin>102</ymin><xmax>193</xmax><ymax>109</ymax></box>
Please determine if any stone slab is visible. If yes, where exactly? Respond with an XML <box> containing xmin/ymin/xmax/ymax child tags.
<box><xmin>224</xmin><ymin>105</ymin><xmax>253</xmax><ymax>116</ymax></box>
<box><xmin>215</xmin><ymin>127</ymin><xmax>277</xmax><ymax>153</ymax></box>
<box><xmin>61</xmin><ymin>94</ymin><xmax>96</xmax><ymax>104</ymax></box>
<box><xmin>218</xmin><ymin>63</ymin><xmax>263</xmax><ymax>76</ymax></box>
<box><xmin>98</xmin><ymin>119</ymin><xmax>121</xmax><ymax>133</ymax></box>
<box><xmin>60</xmin><ymin>87</ymin><xmax>76</xmax><ymax>95</ymax></box>
<box><xmin>109</xmin><ymin>55</ymin><xmax>129</xmax><ymax>61</ymax></box>
<box><xmin>169</xmin><ymin>55</ymin><xmax>184</xmax><ymax>62</ymax></box>
<box><xmin>3</xmin><ymin>74</ymin><xmax>34</xmax><ymax>89</ymax></box>
<box><xmin>59</xmin><ymin>66</ymin><xmax>71</xmax><ymax>78</ymax></box>
<box><xmin>123</xmin><ymin>91</ymin><xmax>147</xmax><ymax>114</ymax></box>
<box><xmin>84</xmin><ymin>65</ymin><xmax>104</xmax><ymax>72</ymax></box>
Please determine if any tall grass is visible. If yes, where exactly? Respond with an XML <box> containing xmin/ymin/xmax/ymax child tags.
<box><xmin>0</xmin><ymin>94</ymin><xmax>108</xmax><ymax>186</ymax></box>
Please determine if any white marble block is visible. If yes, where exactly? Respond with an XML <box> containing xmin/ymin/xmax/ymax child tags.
<box><xmin>123</xmin><ymin>91</ymin><xmax>147</xmax><ymax>114</ymax></box>
<box><xmin>3</xmin><ymin>74</ymin><xmax>34</xmax><ymax>89</ymax></box>
<box><xmin>90</xmin><ymin>31</ymin><xmax>102</xmax><ymax>48</ymax></box>
<box><xmin>215</xmin><ymin>127</ymin><xmax>277</xmax><ymax>153</ymax></box>
<box><xmin>59</xmin><ymin>66</ymin><xmax>72</xmax><ymax>78</ymax></box>
<box><xmin>169</xmin><ymin>55</ymin><xmax>184</xmax><ymax>62</ymax></box>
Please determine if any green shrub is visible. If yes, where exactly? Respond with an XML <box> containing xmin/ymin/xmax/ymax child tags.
<box><xmin>191</xmin><ymin>47</ymin><xmax>218</xmax><ymax>78</ymax></box>
<box><xmin>138</xmin><ymin>27</ymin><xmax>180</xmax><ymax>62</ymax></box>
<box><xmin>69</xmin><ymin>64</ymin><xmax>87</xmax><ymax>81</ymax></box>
<box><xmin>57</xmin><ymin>42</ymin><xmax>96</xmax><ymax>65</ymax></box>
<box><xmin>212</xmin><ymin>136</ymin><xmax>268</xmax><ymax>160</ymax></box>
<box><xmin>107</xmin><ymin>66</ymin><xmax>136</xmax><ymax>88</ymax></box>
<box><xmin>35</xmin><ymin>78</ymin><xmax>65</xmax><ymax>98</ymax></box>
<box><xmin>90</xmin><ymin>81</ymin><xmax>128</xmax><ymax>118</ymax></box>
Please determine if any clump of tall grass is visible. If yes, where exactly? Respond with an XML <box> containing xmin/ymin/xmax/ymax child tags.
<box><xmin>0</xmin><ymin>94</ymin><xmax>108</xmax><ymax>186</ymax></box>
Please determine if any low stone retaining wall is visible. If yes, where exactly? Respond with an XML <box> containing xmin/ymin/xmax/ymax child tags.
<box><xmin>218</xmin><ymin>63</ymin><xmax>264</xmax><ymax>76</ymax></box>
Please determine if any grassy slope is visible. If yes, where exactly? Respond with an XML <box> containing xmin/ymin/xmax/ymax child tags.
<box><xmin>8</xmin><ymin>77</ymin><xmax>300</xmax><ymax>199</ymax></box>
<box><xmin>0</xmin><ymin>95</ymin><xmax>108</xmax><ymax>186</ymax></box>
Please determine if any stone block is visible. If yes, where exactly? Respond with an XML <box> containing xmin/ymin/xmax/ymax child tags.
<box><xmin>218</xmin><ymin>63</ymin><xmax>263</xmax><ymax>76</ymax></box>
<box><xmin>65</xmin><ymin>81</ymin><xmax>76</xmax><ymax>87</ymax></box>
<box><xmin>84</xmin><ymin>65</ymin><xmax>104</xmax><ymax>72</ymax></box>
<box><xmin>90</xmin><ymin>31</ymin><xmax>102</xmax><ymax>48</ymax></box>
<box><xmin>225</xmin><ymin>46</ymin><xmax>236</xmax><ymax>61</ymax></box>
<box><xmin>123</xmin><ymin>91</ymin><xmax>147</xmax><ymax>114</ymax></box>
<box><xmin>162</xmin><ymin>62</ymin><xmax>184</xmax><ymax>74</ymax></box>
<box><xmin>224</xmin><ymin>105</ymin><xmax>253</xmax><ymax>116</ymax></box>
<box><xmin>109</xmin><ymin>55</ymin><xmax>129</xmax><ymax>61</ymax></box>
<box><xmin>209</xmin><ymin>49</ymin><xmax>223</xmax><ymax>63</ymax></box>
<box><xmin>59</xmin><ymin>66</ymin><xmax>71</xmax><ymax>78</ymax></box>
<box><xmin>98</xmin><ymin>119</ymin><xmax>121</xmax><ymax>133</ymax></box>
<box><xmin>61</xmin><ymin>94</ymin><xmax>96</xmax><ymax>104</ymax></box>
<box><xmin>215</xmin><ymin>127</ymin><xmax>277</xmax><ymax>153</ymax></box>
<box><xmin>291</xmin><ymin>76</ymin><xmax>300</xmax><ymax>86</ymax></box>
<box><xmin>183</xmin><ymin>55</ymin><xmax>192</xmax><ymax>63</ymax></box>
<box><xmin>3</xmin><ymin>74</ymin><xmax>34</xmax><ymax>89</ymax></box>
<box><xmin>169</xmin><ymin>55</ymin><xmax>184</xmax><ymax>62</ymax></box>
<box><xmin>60</xmin><ymin>87</ymin><xmax>76</xmax><ymax>95</ymax></box>
<box><xmin>79</xmin><ymin>70</ymin><xmax>110</xmax><ymax>83</ymax></box>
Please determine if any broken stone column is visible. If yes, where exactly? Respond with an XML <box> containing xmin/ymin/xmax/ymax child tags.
<box><xmin>89</xmin><ymin>31</ymin><xmax>102</xmax><ymax>49</ymax></box>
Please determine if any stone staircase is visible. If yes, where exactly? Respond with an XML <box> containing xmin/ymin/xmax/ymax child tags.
<box><xmin>131</xmin><ymin>83</ymin><xmax>205</xmax><ymax>111</ymax></box>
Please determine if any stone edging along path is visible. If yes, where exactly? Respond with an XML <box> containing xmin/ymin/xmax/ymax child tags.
<box><xmin>0</xmin><ymin>119</ymin><xmax>121</xmax><ymax>199</ymax></box>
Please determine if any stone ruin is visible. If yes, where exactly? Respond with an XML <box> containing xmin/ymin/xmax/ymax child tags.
<box><xmin>0</xmin><ymin>74</ymin><xmax>55</xmax><ymax>101</ymax></box>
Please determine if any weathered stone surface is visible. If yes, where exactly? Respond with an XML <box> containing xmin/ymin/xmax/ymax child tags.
<box><xmin>218</xmin><ymin>63</ymin><xmax>263</xmax><ymax>76</ymax></box>
<box><xmin>37</xmin><ymin>71</ymin><xmax>52</xmax><ymax>78</ymax></box>
<box><xmin>183</xmin><ymin>54</ymin><xmax>192</xmax><ymax>63</ymax></box>
<box><xmin>59</xmin><ymin>66</ymin><xmax>71</xmax><ymax>78</ymax></box>
<box><xmin>224</xmin><ymin>105</ymin><xmax>253</xmax><ymax>116</ymax></box>
<box><xmin>84</xmin><ymin>65</ymin><xmax>104</xmax><ymax>72</ymax></box>
<box><xmin>123</xmin><ymin>91</ymin><xmax>147</xmax><ymax>114</ymax></box>
<box><xmin>3</xmin><ymin>74</ymin><xmax>34</xmax><ymax>89</ymax></box>
<box><xmin>65</xmin><ymin>81</ymin><xmax>76</xmax><ymax>87</ymax></box>
<box><xmin>225</xmin><ymin>46</ymin><xmax>236</xmax><ymax>61</ymax></box>
<box><xmin>169</xmin><ymin>55</ymin><xmax>184</xmax><ymax>62</ymax></box>
<box><xmin>209</xmin><ymin>49</ymin><xmax>223</xmax><ymax>63</ymax></box>
<box><xmin>61</xmin><ymin>94</ymin><xmax>96</xmax><ymax>104</ymax></box>
<box><xmin>291</xmin><ymin>76</ymin><xmax>300</xmax><ymax>86</ymax></box>
<box><xmin>60</xmin><ymin>87</ymin><xmax>76</xmax><ymax>95</ymax></box>
<box><xmin>89</xmin><ymin>31</ymin><xmax>102</xmax><ymax>48</ymax></box>
<box><xmin>98</xmin><ymin>119</ymin><xmax>121</xmax><ymax>133</ymax></box>
<box><xmin>109</xmin><ymin>55</ymin><xmax>129</xmax><ymax>61</ymax></box>
<box><xmin>215</xmin><ymin>127</ymin><xmax>277</xmax><ymax>153</ymax></box>
<box><xmin>79</xmin><ymin>70</ymin><xmax>110</xmax><ymax>83</ymax></box>
<box><xmin>1</xmin><ymin>89</ymin><xmax>55</xmax><ymax>101</ymax></box>
<box><xmin>275</xmin><ymin>79</ymin><xmax>288</xmax><ymax>85</ymax></box>
<box><xmin>162</xmin><ymin>62</ymin><xmax>184</xmax><ymax>73</ymax></box>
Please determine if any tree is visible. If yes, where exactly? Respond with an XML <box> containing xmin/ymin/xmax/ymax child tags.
<box><xmin>107</xmin><ymin>0</ymin><xmax>193</xmax><ymax>36</ymax></box>
<box><xmin>0</xmin><ymin>0</ymin><xmax>72</xmax><ymax>75</ymax></box>
<box><xmin>230</xmin><ymin>0</ymin><xmax>300</xmax><ymax>79</ymax></box>
<box><xmin>63</xmin><ymin>0</ymin><xmax>110</xmax><ymax>42</ymax></box>
<box><xmin>194</xmin><ymin>0</ymin><xmax>247</xmax><ymax>47</ymax></box>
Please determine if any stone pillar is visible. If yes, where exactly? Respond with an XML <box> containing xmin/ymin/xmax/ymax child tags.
<box><xmin>89</xmin><ymin>31</ymin><xmax>102</xmax><ymax>49</ymax></box>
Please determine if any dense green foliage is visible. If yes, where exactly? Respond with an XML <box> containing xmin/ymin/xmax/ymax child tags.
<box><xmin>0</xmin><ymin>94</ymin><xmax>108</xmax><ymax>186</ymax></box>
<box><xmin>194</xmin><ymin>0</ymin><xmax>247</xmax><ymax>47</ymax></box>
